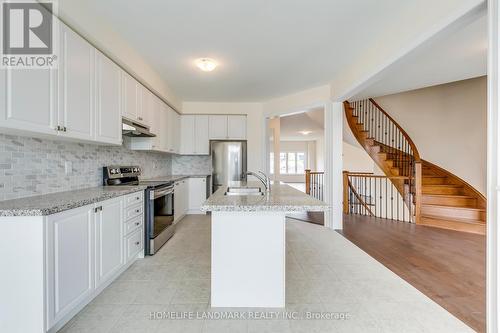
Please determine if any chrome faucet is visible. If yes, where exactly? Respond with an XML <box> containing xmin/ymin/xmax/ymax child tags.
<box><xmin>246</xmin><ymin>171</ymin><xmax>272</xmax><ymax>192</ymax></box>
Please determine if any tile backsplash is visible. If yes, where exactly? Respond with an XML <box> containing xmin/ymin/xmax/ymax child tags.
<box><xmin>0</xmin><ymin>134</ymin><xmax>172</xmax><ymax>201</ymax></box>
<box><xmin>171</xmin><ymin>155</ymin><xmax>212</xmax><ymax>175</ymax></box>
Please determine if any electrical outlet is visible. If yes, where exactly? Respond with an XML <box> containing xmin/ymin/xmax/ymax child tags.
<box><xmin>65</xmin><ymin>161</ymin><xmax>72</xmax><ymax>175</ymax></box>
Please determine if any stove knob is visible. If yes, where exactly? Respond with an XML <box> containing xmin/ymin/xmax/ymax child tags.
<box><xmin>110</xmin><ymin>169</ymin><xmax>116</xmax><ymax>174</ymax></box>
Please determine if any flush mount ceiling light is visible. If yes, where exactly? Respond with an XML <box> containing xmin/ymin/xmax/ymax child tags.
<box><xmin>299</xmin><ymin>130</ymin><xmax>312</xmax><ymax>135</ymax></box>
<box><xmin>195</xmin><ymin>58</ymin><xmax>217</xmax><ymax>72</ymax></box>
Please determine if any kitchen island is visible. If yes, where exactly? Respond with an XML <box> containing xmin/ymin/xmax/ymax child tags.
<box><xmin>201</xmin><ymin>182</ymin><xmax>328</xmax><ymax>308</ymax></box>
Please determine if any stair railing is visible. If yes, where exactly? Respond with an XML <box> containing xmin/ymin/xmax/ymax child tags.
<box><xmin>305</xmin><ymin>169</ymin><xmax>324</xmax><ymax>201</ymax></box>
<box><xmin>343</xmin><ymin>171</ymin><xmax>414</xmax><ymax>223</ymax></box>
<box><xmin>347</xmin><ymin>99</ymin><xmax>422</xmax><ymax>223</ymax></box>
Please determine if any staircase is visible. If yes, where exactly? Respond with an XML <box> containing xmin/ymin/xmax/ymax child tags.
<box><xmin>344</xmin><ymin>99</ymin><xmax>486</xmax><ymax>235</ymax></box>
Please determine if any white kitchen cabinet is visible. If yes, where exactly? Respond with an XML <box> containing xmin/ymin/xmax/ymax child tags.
<box><xmin>180</xmin><ymin>115</ymin><xmax>209</xmax><ymax>155</ymax></box>
<box><xmin>138</xmin><ymin>85</ymin><xmax>152</xmax><ymax>128</ymax></box>
<box><xmin>227</xmin><ymin>115</ymin><xmax>247</xmax><ymax>139</ymax></box>
<box><xmin>209</xmin><ymin>115</ymin><xmax>247</xmax><ymax>140</ymax></box>
<box><xmin>160</xmin><ymin>103</ymin><xmax>169</xmax><ymax>152</ymax></box>
<box><xmin>46</xmin><ymin>205</ymin><xmax>94</xmax><ymax>328</ymax></box>
<box><xmin>209</xmin><ymin>115</ymin><xmax>228</xmax><ymax>139</ymax></box>
<box><xmin>174</xmin><ymin>178</ymin><xmax>189</xmax><ymax>222</ymax></box>
<box><xmin>122</xmin><ymin>71</ymin><xmax>140</xmax><ymax>122</ymax></box>
<box><xmin>0</xmin><ymin>67</ymin><xmax>58</xmax><ymax>136</ymax></box>
<box><xmin>95</xmin><ymin>51</ymin><xmax>122</xmax><ymax>145</ymax></box>
<box><xmin>149</xmin><ymin>95</ymin><xmax>161</xmax><ymax>150</ymax></box>
<box><xmin>94</xmin><ymin>197</ymin><xmax>124</xmax><ymax>289</ymax></box>
<box><xmin>188</xmin><ymin>177</ymin><xmax>207</xmax><ymax>214</ymax></box>
<box><xmin>173</xmin><ymin>111</ymin><xmax>181</xmax><ymax>153</ymax></box>
<box><xmin>180</xmin><ymin>115</ymin><xmax>195</xmax><ymax>154</ymax></box>
<box><xmin>58</xmin><ymin>24</ymin><xmax>95</xmax><ymax>141</ymax></box>
<box><xmin>195</xmin><ymin>115</ymin><xmax>210</xmax><ymax>154</ymax></box>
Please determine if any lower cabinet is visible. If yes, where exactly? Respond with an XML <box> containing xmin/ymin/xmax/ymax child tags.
<box><xmin>174</xmin><ymin>178</ymin><xmax>189</xmax><ymax>223</ymax></box>
<box><xmin>46</xmin><ymin>205</ymin><xmax>95</xmax><ymax>328</ymax></box>
<box><xmin>44</xmin><ymin>192</ymin><xmax>144</xmax><ymax>332</ymax></box>
<box><xmin>94</xmin><ymin>197</ymin><xmax>124</xmax><ymax>289</ymax></box>
<box><xmin>188</xmin><ymin>177</ymin><xmax>207</xmax><ymax>214</ymax></box>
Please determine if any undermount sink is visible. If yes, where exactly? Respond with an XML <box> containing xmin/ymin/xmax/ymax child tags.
<box><xmin>224</xmin><ymin>186</ymin><xmax>264</xmax><ymax>196</ymax></box>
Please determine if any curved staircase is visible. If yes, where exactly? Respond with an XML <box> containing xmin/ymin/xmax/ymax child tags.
<box><xmin>344</xmin><ymin>99</ymin><xmax>486</xmax><ymax>235</ymax></box>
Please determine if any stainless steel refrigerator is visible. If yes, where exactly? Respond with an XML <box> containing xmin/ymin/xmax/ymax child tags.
<box><xmin>211</xmin><ymin>141</ymin><xmax>247</xmax><ymax>193</ymax></box>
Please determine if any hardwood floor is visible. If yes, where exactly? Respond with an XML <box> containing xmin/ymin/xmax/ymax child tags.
<box><xmin>286</xmin><ymin>211</ymin><xmax>324</xmax><ymax>225</ymax></box>
<box><xmin>339</xmin><ymin>214</ymin><xmax>485</xmax><ymax>332</ymax></box>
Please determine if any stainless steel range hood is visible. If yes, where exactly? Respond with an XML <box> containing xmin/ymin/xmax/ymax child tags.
<box><xmin>122</xmin><ymin>118</ymin><xmax>156</xmax><ymax>137</ymax></box>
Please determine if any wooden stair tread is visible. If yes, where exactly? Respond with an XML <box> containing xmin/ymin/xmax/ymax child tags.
<box><xmin>421</xmin><ymin>214</ymin><xmax>485</xmax><ymax>225</ymax></box>
<box><xmin>421</xmin><ymin>204</ymin><xmax>485</xmax><ymax>212</ymax></box>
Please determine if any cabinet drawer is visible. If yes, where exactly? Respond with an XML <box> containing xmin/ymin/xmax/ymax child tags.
<box><xmin>125</xmin><ymin>227</ymin><xmax>143</xmax><ymax>262</ymax></box>
<box><xmin>124</xmin><ymin>203</ymin><xmax>143</xmax><ymax>220</ymax></box>
<box><xmin>124</xmin><ymin>191</ymin><xmax>144</xmax><ymax>207</ymax></box>
<box><xmin>124</xmin><ymin>215</ymin><xmax>143</xmax><ymax>235</ymax></box>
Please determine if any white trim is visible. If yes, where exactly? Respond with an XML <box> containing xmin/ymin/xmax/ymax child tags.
<box><xmin>324</xmin><ymin>102</ymin><xmax>343</xmax><ymax>230</ymax></box>
<box><xmin>487</xmin><ymin>0</ymin><xmax>499</xmax><ymax>332</ymax></box>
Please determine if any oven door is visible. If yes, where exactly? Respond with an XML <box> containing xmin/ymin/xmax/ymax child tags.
<box><xmin>146</xmin><ymin>184</ymin><xmax>175</xmax><ymax>255</ymax></box>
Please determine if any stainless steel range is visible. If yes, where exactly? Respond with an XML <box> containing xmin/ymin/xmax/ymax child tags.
<box><xmin>103</xmin><ymin>166</ymin><xmax>175</xmax><ymax>255</ymax></box>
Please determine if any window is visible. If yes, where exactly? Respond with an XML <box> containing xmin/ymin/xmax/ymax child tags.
<box><xmin>279</xmin><ymin>152</ymin><xmax>307</xmax><ymax>174</ymax></box>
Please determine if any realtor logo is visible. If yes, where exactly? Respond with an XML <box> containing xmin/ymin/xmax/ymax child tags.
<box><xmin>1</xmin><ymin>1</ymin><xmax>57</xmax><ymax>68</ymax></box>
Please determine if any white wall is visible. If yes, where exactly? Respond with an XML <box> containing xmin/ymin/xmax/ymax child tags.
<box><xmin>375</xmin><ymin>76</ymin><xmax>487</xmax><ymax>195</ymax></box>
<box><xmin>182</xmin><ymin>102</ymin><xmax>264</xmax><ymax>172</ymax></box>
<box><xmin>56</xmin><ymin>0</ymin><xmax>182</xmax><ymax>110</ymax></box>
<box><xmin>343</xmin><ymin>142</ymin><xmax>377</xmax><ymax>173</ymax></box>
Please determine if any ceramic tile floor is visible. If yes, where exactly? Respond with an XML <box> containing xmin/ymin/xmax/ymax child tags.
<box><xmin>59</xmin><ymin>214</ymin><xmax>474</xmax><ymax>333</ymax></box>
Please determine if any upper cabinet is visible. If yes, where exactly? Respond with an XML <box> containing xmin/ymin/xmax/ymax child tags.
<box><xmin>180</xmin><ymin>115</ymin><xmax>209</xmax><ymax>155</ymax></box>
<box><xmin>209</xmin><ymin>115</ymin><xmax>228</xmax><ymax>139</ymax></box>
<box><xmin>209</xmin><ymin>115</ymin><xmax>247</xmax><ymax>140</ymax></box>
<box><xmin>121</xmin><ymin>72</ymin><xmax>140</xmax><ymax>122</ymax></box>
<box><xmin>227</xmin><ymin>115</ymin><xmax>247</xmax><ymax>139</ymax></box>
<box><xmin>0</xmin><ymin>66</ymin><xmax>57</xmax><ymax>136</ymax></box>
<box><xmin>138</xmin><ymin>85</ymin><xmax>152</xmax><ymax>128</ymax></box>
<box><xmin>95</xmin><ymin>51</ymin><xmax>122</xmax><ymax>145</ymax></box>
<box><xmin>58</xmin><ymin>24</ymin><xmax>94</xmax><ymax>142</ymax></box>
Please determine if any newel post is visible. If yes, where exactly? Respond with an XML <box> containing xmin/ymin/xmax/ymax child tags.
<box><xmin>305</xmin><ymin>169</ymin><xmax>311</xmax><ymax>194</ymax></box>
<box><xmin>343</xmin><ymin>171</ymin><xmax>349</xmax><ymax>214</ymax></box>
<box><xmin>414</xmin><ymin>162</ymin><xmax>422</xmax><ymax>224</ymax></box>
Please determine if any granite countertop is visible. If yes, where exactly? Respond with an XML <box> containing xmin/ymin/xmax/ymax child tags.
<box><xmin>201</xmin><ymin>181</ymin><xmax>329</xmax><ymax>212</ymax></box>
<box><xmin>0</xmin><ymin>186</ymin><xmax>147</xmax><ymax>217</ymax></box>
<box><xmin>141</xmin><ymin>174</ymin><xmax>210</xmax><ymax>182</ymax></box>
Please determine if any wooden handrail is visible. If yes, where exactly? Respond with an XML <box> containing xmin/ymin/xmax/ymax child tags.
<box><xmin>369</xmin><ymin>98</ymin><xmax>421</xmax><ymax>162</ymax></box>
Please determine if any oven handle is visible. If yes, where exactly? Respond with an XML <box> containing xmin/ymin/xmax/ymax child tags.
<box><xmin>151</xmin><ymin>186</ymin><xmax>174</xmax><ymax>200</ymax></box>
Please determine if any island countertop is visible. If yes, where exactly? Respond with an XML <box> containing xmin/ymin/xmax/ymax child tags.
<box><xmin>201</xmin><ymin>181</ymin><xmax>329</xmax><ymax>212</ymax></box>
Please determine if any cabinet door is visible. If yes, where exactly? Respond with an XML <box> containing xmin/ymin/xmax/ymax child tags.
<box><xmin>59</xmin><ymin>24</ymin><xmax>94</xmax><ymax>141</ymax></box>
<box><xmin>47</xmin><ymin>205</ymin><xmax>94</xmax><ymax>326</ymax></box>
<box><xmin>227</xmin><ymin>115</ymin><xmax>247</xmax><ymax>139</ymax></box>
<box><xmin>180</xmin><ymin>115</ymin><xmax>195</xmax><ymax>154</ymax></box>
<box><xmin>95</xmin><ymin>197</ymin><xmax>124</xmax><ymax>288</ymax></box>
<box><xmin>159</xmin><ymin>103</ymin><xmax>169</xmax><ymax>152</ymax></box>
<box><xmin>0</xmin><ymin>67</ymin><xmax>57</xmax><ymax>135</ymax></box>
<box><xmin>173</xmin><ymin>111</ymin><xmax>181</xmax><ymax>153</ymax></box>
<box><xmin>138</xmin><ymin>85</ymin><xmax>151</xmax><ymax>127</ymax></box>
<box><xmin>149</xmin><ymin>96</ymin><xmax>161</xmax><ymax>150</ymax></box>
<box><xmin>188</xmin><ymin>177</ymin><xmax>207</xmax><ymax>212</ymax></box>
<box><xmin>194</xmin><ymin>115</ymin><xmax>209</xmax><ymax>155</ymax></box>
<box><xmin>165</xmin><ymin>106</ymin><xmax>175</xmax><ymax>153</ymax></box>
<box><xmin>209</xmin><ymin>115</ymin><xmax>228</xmax><ymax>139</ymax></box>
<box><xmin>174</xmin><ymin>181</ymin><xmax>182</xmax><ymax>222</ymax></box>
<box><xmin>95</xmin><ymin>52</ymin><xmax>122</xmax><ymax>144</ymax></box>
<box><xmin>122</xmin><ymin>72</ymin><xmax>139</xmax><ymax>122</ymax></box>
<box><xmin>182</xmin><ymin>179</ymin><xmax>189</xmax><ymax>215</ymax></box>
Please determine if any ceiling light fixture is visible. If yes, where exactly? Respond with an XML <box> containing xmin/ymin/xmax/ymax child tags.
<box><xmin>195</xmin><ymin>58</ymin><xmax>217</xmax><ymax>72</ymax></box>
<box><xmin>299</xmin><ymin>130</ymin><xmax>312</xmax><ymax>135</ymax></box>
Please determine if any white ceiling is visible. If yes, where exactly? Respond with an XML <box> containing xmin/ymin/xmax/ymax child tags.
<box><xmin>60</xmin><ymin>0</ymin><xmax>473</xmax><ymax>102</ymax></box>
<box><xmin>280</xmin><ymin>108</ymin><xmax>324</xmax><ymax>141</ymax></box>
<box><xmin>351</xmin><ymin>10</ymin><xmax>487</xmax><ymax>100</ymax></box>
